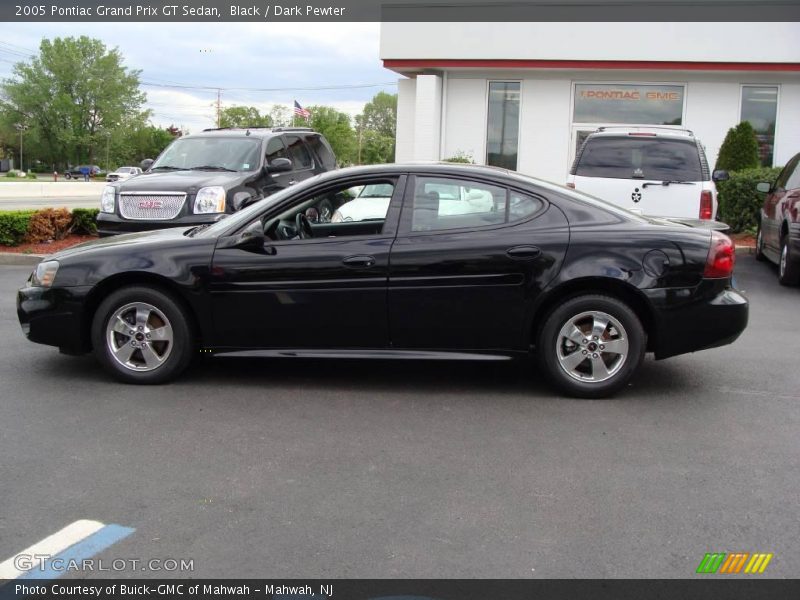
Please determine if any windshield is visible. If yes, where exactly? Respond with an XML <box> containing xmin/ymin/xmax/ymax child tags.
<box><xmin>575</xmin><ymin>137</ymin><xmax>703</xmax><ymax>181</ymax></box>
<box><xmin>152</xmin><ymin>137</ymin><xmax>262</xmax><ymax>172</ymax></box>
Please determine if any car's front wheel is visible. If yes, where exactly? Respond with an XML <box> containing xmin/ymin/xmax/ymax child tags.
<box><xmin>778</xmin><ymin>234</ymin><xmax>800</xmax><ymax>286</ymax></box>
<box><xmin>91</xmin><ymin>286</ymin><xmax>194</xmax><ymax>384</ymax></box>
<box><xmin>537</xmin><ymin>295</ymin><xmax>646</xmax><ymax>399</ymax></box>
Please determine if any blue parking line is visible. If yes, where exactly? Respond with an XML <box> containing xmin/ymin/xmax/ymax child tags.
<box><xmin>19</xmin><ymin>524</ymin><xmax>135</xmax><ymax>580</ymax></box>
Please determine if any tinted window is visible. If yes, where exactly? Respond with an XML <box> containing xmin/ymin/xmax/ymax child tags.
<box><xmin>307</xmin><ymin>135</ymin><xmax>336</xmax><ymax>170</ymax></box>
<box><xmin>285</xmin><ymin>136</ymin><xmax>313</xmax><ymax>170</ymax></box>
<box><xmin>486</xmin><ymin>82</ymin><xmax>520</xmax><ymax>170</ymax></box>
<box><xmin>412</xmin><ymin>177</ymin><xmax>507</xmax><ymax>232</ymax></box>
<box><xmin>783</xmin><ymin>156</ymin><xmax>800</xmax><ymax>190</ymax></box>
<box><xmin>575</xmin><ymin>137</ymin><xmax>702</xmax><ymax>181</ymax></box>
<box><xmin>741</xmin><ymin>86</ymin><xmax>778</xmax><ymax>167</ymax></box>
<box><xmin>265</xmin><ymin>137</ymin><xmax>287</xmax><ymax>163</ymax></box>
<box><xmin>509</xmin><ymin>191</ymin><xmax>542</xmax><ymax>221</ymax></box>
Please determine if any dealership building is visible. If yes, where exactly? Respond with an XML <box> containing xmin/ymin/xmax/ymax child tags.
<box><xmin>380</xmin><ymin>23</ymin><xmax>800</xmax><ymax>183</ymax></box>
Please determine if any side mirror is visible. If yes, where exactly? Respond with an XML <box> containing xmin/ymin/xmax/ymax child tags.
<box><xmin>266</xmin><ymin>157</ymin><xmax>292</xmax><ymax>173</ymax></box>
<box><xmin>140</xmin><ymin>158</ymin><xmax>154</xmax><ymax>171</ymax></box>
<box><xmin>756</xmin><ymin>181</ymin><xmax>772</xmax><ymax>193</ymax></box>
<box><xmin>218</xmin><ymin>230</ymin><xmax>270</xmax><ymax>253</ymax></box>
<box><xmin>712</xmin><ymin>170</ymin><xmax>729</xmax><ymax>182</ymax></box>
<box><xmin>232</xmin><ymin>191</ymin><xmax>257</xmax><ymax>211</ymax></box>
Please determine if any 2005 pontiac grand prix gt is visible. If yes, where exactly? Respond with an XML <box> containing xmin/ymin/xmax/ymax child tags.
<box><xmin>17</xmin><ymin>164</ymin><xmax>748</xmax><ymax>398</ymax></box>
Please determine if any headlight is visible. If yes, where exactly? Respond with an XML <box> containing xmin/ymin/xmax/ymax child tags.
<box><xmin>100</xmin><ymin>186</ymin><xmax>116</xmax><ymax>213</ymax></box>
<box><xmin>31</xmin><ymin>260</ymin><xmax>59</xmax><ymax>288</ymax></box>
<box><xmin>194</xmin><ymin>186</ymin><xmax>227</xmax><ymax>214</ymax></box>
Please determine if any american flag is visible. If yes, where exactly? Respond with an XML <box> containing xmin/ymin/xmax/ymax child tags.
<box><xmin>293</xmin><ymin>100</ymin><xmax>311</xmax><ymax>120</ymax></box>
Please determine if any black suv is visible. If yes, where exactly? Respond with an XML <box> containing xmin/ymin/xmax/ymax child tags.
<box><xmin>97</xmin><ymin>127</ymin><xmax>336</xmax><ymax>236</ymax></box>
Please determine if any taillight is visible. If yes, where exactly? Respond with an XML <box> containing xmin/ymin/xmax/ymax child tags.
<box><xmin>704</xmin><ymin>231</ymin><xmax>735</xmax><ymax>278</ymax></box>
<box><xmin>566</xmin><ymin>182</ymin><xmax>575</xmax><ymax>189</ymax></box>
<box><xmin>699</xmin><ymin>190</ymin><xmax>713</xmax><ymax>220</ymax></box>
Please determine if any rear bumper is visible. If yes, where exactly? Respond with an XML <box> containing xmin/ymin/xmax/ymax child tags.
<box><xmin>17</xmin><ymin>284</ymin><xmax>93</xmax><ymax>354</ymax></box>
<box><xmin>96</xmin><ymin>212</ymin><xmax>223</xmax><ymax>237</ymax></box>
<box><xmin>645</xmin><ymin>280</ymin><xmax>748</xmax><ymax>359</ymax></box>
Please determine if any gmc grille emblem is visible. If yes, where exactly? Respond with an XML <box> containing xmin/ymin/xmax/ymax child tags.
<box><xmin>138</xmin><ymin>200</ymin><xmax>164</xmax><ymax>209</ymax></box>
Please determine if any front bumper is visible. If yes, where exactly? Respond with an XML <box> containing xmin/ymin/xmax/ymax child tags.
<box><xmin>645</xmin><ymin>280</ymin><xmax>748</xmax><ymax>360</ymax></box>
<box><xmin>17</xmin><ymin>284</ymin><xmax>94</xmax><ymax>354</ymax></box>
<box><xmin>96</xmin><ymin>212</ymin><xmax>223</xmax><ymax>237</ymax></box>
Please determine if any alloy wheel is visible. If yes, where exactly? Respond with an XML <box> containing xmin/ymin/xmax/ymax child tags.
<box><xmin>556</xmin><ymin>310</ymin><xmax>629</xmax><ymax>383</ymax></box>
<box><xmin>105</xmin><ymin>302</ymin><xmax>174</xmax><ymax>372</ymax></box>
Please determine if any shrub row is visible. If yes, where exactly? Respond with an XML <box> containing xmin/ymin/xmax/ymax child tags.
<box><xmin>716</xmin><ymin>167</ymin><xmax>782</xmax><ymax>234</ymax></box>
<box><xmin>0</xmin><ymin>208</ymin><xmax>99</xmax><ymax>246</ymax></box>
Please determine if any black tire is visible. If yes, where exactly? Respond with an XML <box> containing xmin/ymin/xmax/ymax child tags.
<box><xmin>755</xmin><ymin>225</ymin><xmax>766</xmax><ymax>262</ymax></box>
<box><xmin>64</xmin><ymin>172</ymin><xmax>72</xmax><ymax>180</ymax></box>
<box><xmin>778</xmin><ymin>235</ymin><xmax>800</xmax><ymax>286</ymax></box>
<box><xmin>537</xmin><ymin>294</ymin><xmax>646</xmax><ymax>399</ymax></box>
<box><xmin>91</xmin><ymin>286</ymin><xmax>194</xmax><ymax>384</ymax></box>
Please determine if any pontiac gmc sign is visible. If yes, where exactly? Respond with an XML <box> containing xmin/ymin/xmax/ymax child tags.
<box><xmin>573</xmin><ymin>83</ymin><xmax>685</xmax><ymax>125</ymax></box>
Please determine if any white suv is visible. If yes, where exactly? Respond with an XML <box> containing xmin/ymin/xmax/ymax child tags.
<box><xmin>567</xmin><ymin>127</ymin><xmax>728</xmax><ymax>221</ymax></box>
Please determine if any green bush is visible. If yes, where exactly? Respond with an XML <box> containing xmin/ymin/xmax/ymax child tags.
<box><xmin>70</xmin><ymin>208</ymin><xmax>99</xmax><ymax>234</ymax></box>
<box><xmin>0</xmin><ymin>211</ymin><xmax>35</xmax><ymax>246</ymax></box>
<box><xmin>5</xmin><ymin>170</ymin><xmax>20</xmax><ymax>178</ymax></box>
<box><xmin>443</xmin><ymin>151</ymin><xmax>474</xmax><ymax>164</ymax></box>
<box><xmin>715</xmin><ymin>122</ymin><xmax>760</xmax><ymax>171</ymax></box>
<box><xmin>716</xmin><ymin>166</ymin><xmax>782</xmax><ymax>233</ymax></box>
<box><xmin>26</xmin><ymin>172</ymin><xmax>37</xmax><ymax>179</ymax></box>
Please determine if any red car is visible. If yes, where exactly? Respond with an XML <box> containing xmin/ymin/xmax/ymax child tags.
<box><xmin>756</xmin><ymin>152</ymin><xmax>800</xmax><ymax>285</ymax></box>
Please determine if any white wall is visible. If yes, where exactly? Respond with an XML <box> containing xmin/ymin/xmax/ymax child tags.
<box><xmin>442</xmin><ymin>79</ymin><xmax>486</xmax><ymax>162</ymax></box>
<box><xmin>381</xmin><ymin>23</ymin><xmax>800</xmax><ymax>64</ymax></box>
<box><xmin>412</xmin><ymin>75</ymin><xmax>442</xmax><ymax>161</ymax></box>
<box><xmin>776</xmin><ymin>83</ymin><xmax>800</xmax><ymax>167</ymax></box>
<box><xmin>395</xmin><ymin>78</ymin><xmax>416</xmax><ymax>162</ymax></box>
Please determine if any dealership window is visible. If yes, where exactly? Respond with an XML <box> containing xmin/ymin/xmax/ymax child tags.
<box><xmin>486</xmin><ymin>82</ymin><xmax>520</xmax><ymax>170</ymax></box>
<box><xmin>573</xmin><ymin>84</ymin><xmax>685</xmax><ymax>126</ymax></box>
<box><xmin>741</xmin><ymin>86</ymin><xmax>778</xmax><ymax>167</ymax></box>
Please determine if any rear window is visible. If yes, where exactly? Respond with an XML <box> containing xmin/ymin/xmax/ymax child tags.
<box><xmin>575</xmin><ymin>136</ymin><xmax>702</xmax><ymax>181</ymax></box>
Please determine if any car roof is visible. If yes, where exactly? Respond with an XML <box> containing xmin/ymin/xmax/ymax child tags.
<box><xmin>188</xmin><ymin>127</ymin><xmax>319</xmax><ymax>139</ymax></box>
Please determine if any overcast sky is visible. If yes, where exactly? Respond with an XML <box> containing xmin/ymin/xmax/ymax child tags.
<box><xmin>0</xmin><ymin>23</ymin><xmax>398</xmax><ymax>132</ymax></box>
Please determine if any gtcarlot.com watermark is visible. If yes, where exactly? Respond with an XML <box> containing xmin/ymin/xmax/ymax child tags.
<box><xmin>14</xmin><ymin>554</ymin><xmax>194</xmax><ymax>573</ymax></box>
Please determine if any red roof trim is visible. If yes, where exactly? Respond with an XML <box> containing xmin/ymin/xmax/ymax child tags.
<box><xmin>383</xmin><ymin>59</ymin><xmax>800</xmax><ymax>72</ymax></box>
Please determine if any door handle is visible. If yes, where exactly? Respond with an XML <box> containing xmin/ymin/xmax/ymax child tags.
<box><xmin>506</xmin><ymin>245</ymin><xmax>541</xmax><ymax>259</ymax></box>
<box><xmin>288</xmin><ymin>180</ymin><xmax>297</xmax><ymax>185</ymax></box>
<box><xmin>342</xmin><ymin>255</ymin><xmax>376</xmax><ymax>268</ymax></box>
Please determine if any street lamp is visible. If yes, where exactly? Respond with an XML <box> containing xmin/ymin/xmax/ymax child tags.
<box><xmin>14</xmin><ymin>123</ymin><xmax>28</xmax><ymax>172</ymax></box>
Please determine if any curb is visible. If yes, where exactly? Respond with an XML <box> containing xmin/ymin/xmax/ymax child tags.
<box><xmin>0</xmin><ymin>253</ymin><xmax>45</xmax><ymax>266</ymax></box>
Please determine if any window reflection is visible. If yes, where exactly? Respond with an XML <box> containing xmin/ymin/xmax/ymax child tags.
<box><xmin>486</xmin><ymin>82</ymin><xmax>520</xmax><ymax>170</ymax></box>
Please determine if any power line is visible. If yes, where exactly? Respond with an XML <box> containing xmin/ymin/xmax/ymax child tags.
<box><xmin>140</xmin><ymin>81</ymin><xmax>397</xmax><ymax>92</ymax></box>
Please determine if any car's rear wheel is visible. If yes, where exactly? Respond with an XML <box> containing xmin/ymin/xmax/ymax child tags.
<box><xmin>91</xmin><ymin>286</ymin><xmax>194</xmax><ymax>384</ymax></box>
<box><xmin>778</xmin><ymin>235</ymin><xmax>800</xmax><ymax>286</ymax></box>
<box><xmin>64</xmin><ymin>172</ymin><xmax>72</xmax><ymax>180</ymax></box>
<box><xmin>755</xmin><ymin>225</ymin><xmax>766</xmax><ymax>262</ymax></box>
<box><xmin>538</xmin><ymin>295</ymin><xmax>645</xmax><ymax>399</ymax></box>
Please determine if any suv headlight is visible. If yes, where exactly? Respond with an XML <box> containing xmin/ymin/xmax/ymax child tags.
<box><xmin>194</xmin><ymin>186</ymin><xmax>227</xmax><ymax>214</ymax></box>
<box><xmin>100</xmin><ymin>186</ymin><xmax>116</xmax><ymax>213</ymax></box>
<box><xmin>31</xmin><ymin>260</ymin><xmax>59</xmax><ymax>288</ymax></box>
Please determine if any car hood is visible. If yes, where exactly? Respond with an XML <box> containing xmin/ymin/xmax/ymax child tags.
<box><xmin>115</xmin><ymin>169</ymin><xmax>249</xmax><ymax>192</ymax></box>
<box><xmin>46</xmin><ymin>227</ymin><xmax>195</xmax><ymax>262</ymax></box>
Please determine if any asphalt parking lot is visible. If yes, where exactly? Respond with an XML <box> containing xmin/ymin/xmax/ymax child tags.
<box><xmin>0</xmin><ymin>254</ymin><xmax>798</xmax><ymax>579</ymax></box>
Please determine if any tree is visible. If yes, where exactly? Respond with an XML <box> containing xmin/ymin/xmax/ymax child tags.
<box><xmin>269</xmin><ymin>105</ymin><xmax>291</xmax><ymax>128</ymax></box>
<box><xmin>715</xmin><ymin>121</ymin><xmax>760</xmax><ymax>171</ymax></box>
<box><xmin>354</xmin><ymin>92</ymin><xmax>397</xmax><ymax>164</ymax></box>
<box><xmin>1</xmin><ymin>36</ymin><xmax>145</xmax><ymax>169</ymax></box>
<box><xmin>359</xmin><ymin>91</ymin><xmax>397</xmax><ymax>139</ymax></box>
<box><xmin>219</xmin><ymin>105</ymin><xmax>272</xmax><ymax>129</ymax></box>
<box><xmin>305</xmin><ymin>105</ymin><xmax>356</xmax><ymax>165</ymax></box>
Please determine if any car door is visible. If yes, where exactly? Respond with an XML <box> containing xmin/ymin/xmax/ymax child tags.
<box><xmin>763</xmin><ymin>157</ymin><xmax>797</xmax><ymax>252</ymax></box>
<box><xmin>208</xmin><ymin>175</ymin><xmax>406</xmax><ymax>350</ymax></box>
<box><xmin>261</xmin><ymin>137</ymin><xmax>293</xmax><ymax>195</ymax></box>
<box><xmin>388</xmin><ymin>174</ymin><xmax>569</xmax><ymax>352</ymax></box>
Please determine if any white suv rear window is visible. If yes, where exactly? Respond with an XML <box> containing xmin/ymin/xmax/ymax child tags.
<box><xmin>575</xmin><ymin>137</ymin><xmax>702</xmax><ymax>181</ymax></box>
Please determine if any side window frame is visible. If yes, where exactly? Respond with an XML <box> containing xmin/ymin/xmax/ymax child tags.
<box><xmin>284</xmin><ymin>135</ymin><xmax>315</xmax><ymax>173</ymax></box>
<box><xmin>397</xmin><ymin>174</ymin><xmax>548</xmax><ymax>236</ymax></box>
<box><xmin>248</xmin><ymin>174</ymin><xmax>408</xmax><ymax>244</ymax></box>
<box><xmin>264</xmin><ymin>136</ymin><xmax>288</xmax><ymax>166</ymax></box>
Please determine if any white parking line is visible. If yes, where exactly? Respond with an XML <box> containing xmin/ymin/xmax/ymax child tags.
<box><xmin>0</xmin><ymin>520</ymin><xmax>105</xmax><ymax>579</ymax></box>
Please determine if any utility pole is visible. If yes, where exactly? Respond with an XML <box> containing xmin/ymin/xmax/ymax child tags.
<box><xmin>215</xmin><ymin>89</ymin><xmax>222</xmax><ymax>128</ymax></box>
<box><xmin>105</xmin><ymin>132</ymin><xmax>111</xmax><ymax>171</ymax></box>
<box><xmin>15</xmin><ymin>123</ymin><xmax>27</xmax><ymax>172</ymax></box>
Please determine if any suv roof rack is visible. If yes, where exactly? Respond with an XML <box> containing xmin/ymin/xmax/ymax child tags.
<box><xmin>270</xmin><ymin>127</ymin><xmax>314</xmax><ymax>133</ymax></box>
<box><xmin>595</xmin><ymin>125</ymin><xmax>694</xmax><ymax>136</ymax></box>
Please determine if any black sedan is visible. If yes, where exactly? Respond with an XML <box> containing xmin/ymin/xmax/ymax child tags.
<box><xmin>17</xmin><ymin>164</ymin><xmax>748</xmax><ymax>398</ymax></box>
